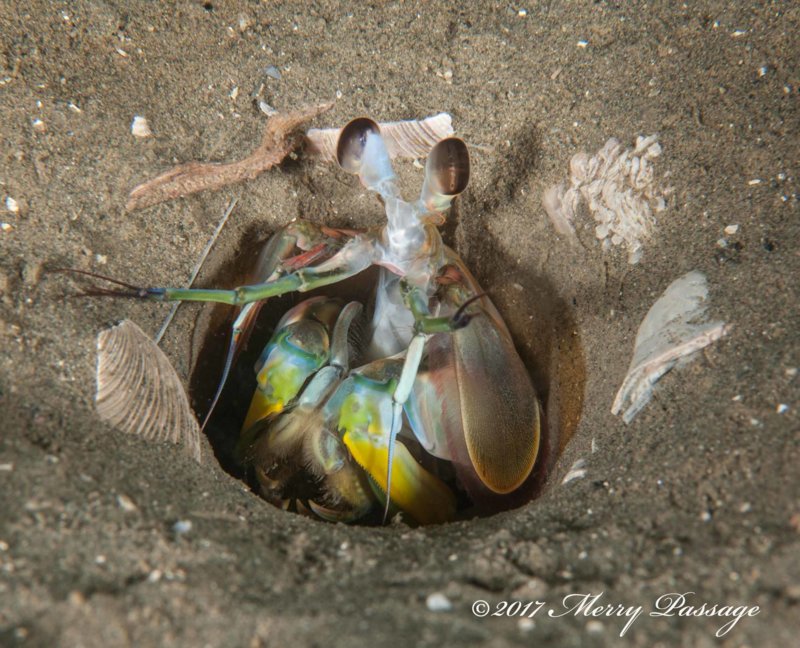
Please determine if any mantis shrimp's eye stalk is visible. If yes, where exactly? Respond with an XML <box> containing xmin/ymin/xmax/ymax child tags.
<box><xmin>337</xmin><ymin>117</ymin><xmax>395</xmax><ymax>191</ymax></box>
<box><xmin>336</xmin><ymin>117</ymin><xmax>382</xmax><ymax>173</ymax></box>
<box><xmin>419</xmin><ymin>137</ymin><xmax>470</xmax><ymax>212</ymax></box>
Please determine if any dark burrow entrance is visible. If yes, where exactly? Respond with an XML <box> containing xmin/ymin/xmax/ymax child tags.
<box><xmin>185</xmin><ymin>220</ymin><xmax>585</xmax><ymax>526</ymax></box>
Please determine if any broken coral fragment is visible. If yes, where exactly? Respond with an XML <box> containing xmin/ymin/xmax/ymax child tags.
<box><xmin>543</xmin><ymin>134</ymin><xmax>669</xmax><ymax>263</ymax></box>
<box><xmin>612</xmin><ymin>271</ymin><xmax>729</xmax><ymax>423</ymax></box>
<box><xmin>96</xmin><ymin>320</ymin><xmax>202</xmax><ymax>462</ymax></box>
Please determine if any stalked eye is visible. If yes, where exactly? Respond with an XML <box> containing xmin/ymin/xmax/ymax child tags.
<box><xmin>419</xmin><ymin>137</ymin><xmax>470</xmax><ymax>212</ymax></box>
<box><xmin>426</xmin><ymin>137</ymin><xmax>470</xmax><ymax>196</ymax></box>
<box><xmin>336</xmin><ymin>117</ymin><xmax>381</xmax><ymax>174</ymax></box>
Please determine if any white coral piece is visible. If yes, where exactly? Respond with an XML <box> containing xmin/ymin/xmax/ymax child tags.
<box><xmin>542</xmin><ymin>134</ymin><xmax>668</xmax><ymax>264</ymax></box>
<box><xmin>612</xmin><ymin>271</ymin><xmax>729</xmax><ymax>423</ymax></box>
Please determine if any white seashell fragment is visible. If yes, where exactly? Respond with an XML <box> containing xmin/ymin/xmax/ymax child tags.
<box><xmin>116</xmin><ymin>494</ymin><xmax>138</xmax><ymax>512</ymax></box>
<box><xmin>562</xmin><ymin>458</ymin><xmax>587</xmax><ymax>484</ymax></box>
<box><xmin>258</xmin><ymin>100</ymin><xmax>278</xmax><ymax>116</ymax></box>
<box><xmin>542</xmin><ymin>134</ymin><xmax>669</xmax><ymax>263</ymax></box>
<box><xmin>5</xmin><ymin>197</ymin><xmax>19</xmax><ymax>213</ymax></box>
<box><xmin>306</xmin><ymin>113</ymin><xmax>454</xmax><ymax>163</ymax></box>
<box><xmin>612</xmin><ymin>271</ymin><xmax>729</xmax><ymax>423</ymax></box>
<box><xmin>425</xmin><ymin>592</ymin><xmax>453</xmax><ymax>612</ymax></box>
<box><xmin>131</xmin><ymin>115</ymin><xmax>152</xmax><ymax>138</ymax></box>
<box><xmin>96</xmin><ymin>320</ymin><xmax>202</xmax><ymax>462</ymax></box>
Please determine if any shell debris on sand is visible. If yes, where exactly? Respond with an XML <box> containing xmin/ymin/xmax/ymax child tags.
<box><xmin>96</xmin><ymin>320</ymin><xmax>202</xmax><ymax>462</ymax></box>
<box><xmin>612</xmin><ymin>271</ymin><xmax>729</xmax><ymax>423</ymax></box>
<box><xmin>542</xmin><ymin>134</ymin><xmax>669</xmax><ymax>263</ymax></box>
<box><xmin>131</xmin><ymin>115</ymin><xmax>152</xmax><ymax>138</ymax></box>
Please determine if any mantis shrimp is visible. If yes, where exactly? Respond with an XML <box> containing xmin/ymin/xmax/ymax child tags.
<box><xmin>92</xmin><ymin>118</ymin><xmax>542</xmax><ymax>524</ymax></box>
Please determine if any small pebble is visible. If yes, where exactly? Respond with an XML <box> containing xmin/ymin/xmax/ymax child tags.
<box><xmin>1</xmin><ymin>223</ymin><xmax>13</xmax><ymax>232</ymax></box>
<box><xmin>747</xmin><ymin>178</ymin><xmax>762</xmax><ymax>185</ymax></box>
<box><xmin>131</xmin><ymin>115</ymin><xmax>152</xmax><ymax>138</ymax></box>
<box><xmin>776</xmin><ymin>404</ymin><xmax>789</xmax><ymax>414</ymax></box>
<box><xmin>724</xmin><ymin>224</ymin><xmax>739</xmax><ymax>235</ymax></box>
<box><xmin>517</xmin><ymin>8</ymin><xmax>527</xmax><ymax>17</ymax></box>
<box><xmin>229</xmin><ymin>86</ymin><xmax>239</xmax><ymax>101</ymax></box>
<box><xmin>577</xmin><ymin>40</ymin><xmax>588</xmax><ymax>48</ymax></box>
<box><xmin>264</xmin><ymin>65</ymin><xmax>281</xmax><ymax>80</ymax></box>
<box><xmin>425</xmin><ymin>592</ymin><xmax>453</xmax><ymax>612</ymax></box>
<box><xmin>116</xmin><ymin>494</ymin><xmax>138</xmax><ymax>512</ymax></box>
<box><xmin>238</xmin><ymin>14</ymin><xmax>253</xmax><ymax>32</ymax></box>
<box><xmin>518</xmin><ymin>618</ymin><xmax>535</xmax><ymax>632</ymax></box>
<box><xmin>586</xmin><ymin>620</ymin><xmax>604</xmax><ymax>634</ymax></box>
<box><xmin>67</xmin><ymin>590</ymin><xmax>86</xmax><ymax>606</ymax></box>
<box><xmin>32</xmin><ymin>118</ymin><xmax>46</xmax><ymax>133</ymax></box>
<box><xmin>5</xmin><ymin>197</ymin><xmax>19</xmax><ymax>213</ymax></box>
<box><xmin>173</xmin><ymin>519</ymin><xmax>192</xmax><ymax>535</ymax></box>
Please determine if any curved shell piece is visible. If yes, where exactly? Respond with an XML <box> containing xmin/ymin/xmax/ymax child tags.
<box><xmin>612</xmin><ymin>271</ymin><xmax>729</xmax><ymax>423</ymax></box>
<box><xmin>96</xmin><ymin>320</ymin><xmax>202</xmax><ymax>462</ymax></box>
<box><xmin>307</xmin><ymin>113</ymin><xmax>454</xmax><ymax>163</ymax></box>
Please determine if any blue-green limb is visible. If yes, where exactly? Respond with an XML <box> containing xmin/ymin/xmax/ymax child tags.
<box><xmin>147</xmin><ymin>238</ymin><xmax>376</xmax><ymax>306</ymax></box>
<box><xmin>400</xmin><ymin>280</ymin><xmax>483</xmax><ymax>334</ymax></box>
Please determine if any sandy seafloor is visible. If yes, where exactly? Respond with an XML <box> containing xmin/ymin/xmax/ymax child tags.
<box><xmin>0</xmin><ymin>1</ymin><xmax>798</xmax><ymax>646</ymax></box>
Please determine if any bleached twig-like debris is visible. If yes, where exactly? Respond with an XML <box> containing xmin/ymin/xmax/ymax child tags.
<box><xmin>612</xmin><ymin>271</ymin><xmax>729</xmax><ymax>423</ymax></box>
<box><xmin>96</xmin><ymin>320</ymin><xmax>202</xmax><ymax>462</ymax></box>
<box><xmin>543</xmin><ymin>135</ymin><xmax>669</xmax><ymax>263</ymax></box>
<box><xmin>305</xmin><ymin>113</ymin><xmax>454</xmax><ymax>163</ymax></box>
<box><xmin>126</xmin><ymin>102</ymin><xmax>333</xmax><ymax>211</ymax></box>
